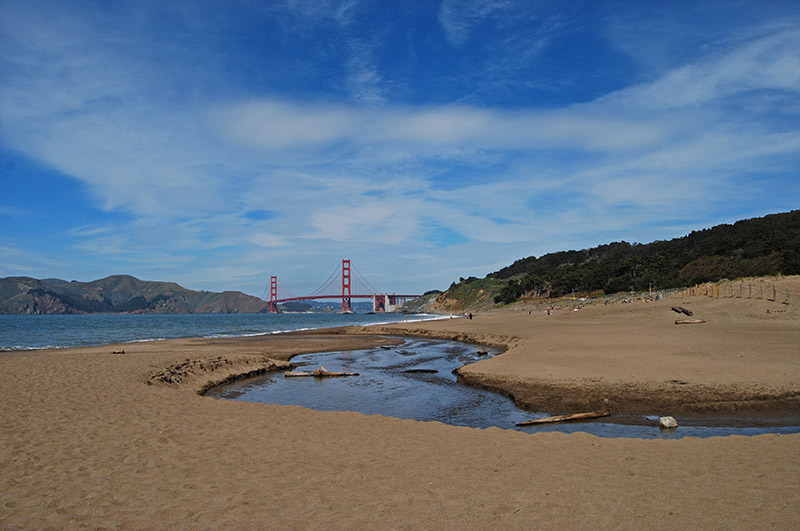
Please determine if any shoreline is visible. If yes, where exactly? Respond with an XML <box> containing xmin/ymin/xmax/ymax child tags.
<box><xmin>0</xmin><ymin>312</ymin><xmax>451</xmax><ymax>352</ymax></box>
<box><xmin>10</xmin><ymin>299</ymin><xmax>796</xmax><ymax>420</ymax></box>
<box><xmin>4</xmin><ymin>295</ymin><xmax>799</xmax><ymax>420</ymax></box>
<box><xmin>2</xmin><ymin>282</ymin><xmax>798</xmax><ymax>528</ymax></box>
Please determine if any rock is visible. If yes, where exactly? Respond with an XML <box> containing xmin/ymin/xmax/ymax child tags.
<box><xmin>659</xmin><ymin>416</ymin><xmax>678</xmax><ymax>429</ymax></box>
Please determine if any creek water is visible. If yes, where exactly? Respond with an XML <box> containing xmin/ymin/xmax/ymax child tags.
<box><xmin>207</xmin><ymin>338</ymin><xmax>800</xmax><ymax>439</ymax></box>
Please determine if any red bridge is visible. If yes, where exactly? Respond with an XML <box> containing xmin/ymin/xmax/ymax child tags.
<box><xmin>265</xmin><ymin>259</ymin><xmax>420</xmax><ymax>313</ymax></box>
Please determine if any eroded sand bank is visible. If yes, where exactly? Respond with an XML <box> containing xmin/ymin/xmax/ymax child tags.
<box><xmin>1</xmin><ymin>281</ymin><xmax>798</xmax><ymax>528</ymax></box>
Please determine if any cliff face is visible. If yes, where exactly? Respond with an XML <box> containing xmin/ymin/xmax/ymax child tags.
<box><xmin>0</xmin><ymin>276</ymin><xmax>269</xmax><ymax>314</ymax></box>
<box><xmin>398</xmin><ymin>278</ymin><xmax>505</xmax><ymax>314</ymax></box>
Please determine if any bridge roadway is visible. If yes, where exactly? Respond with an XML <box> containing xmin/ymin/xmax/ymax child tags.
<box><xmin>274</xmin><ymin>294</ymin><xmax>420</xmax><ymax>302</ymax></box>
<box><xmin>271</xmin><ymin>293</ymin><xmax>420</xmax><ymax>313</ymax></box>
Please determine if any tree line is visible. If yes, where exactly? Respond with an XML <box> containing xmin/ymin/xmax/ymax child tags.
<box><xmin>490</xmin><ymin>210</ymin><xmax>800</xmax><ymax>304</ymax></box>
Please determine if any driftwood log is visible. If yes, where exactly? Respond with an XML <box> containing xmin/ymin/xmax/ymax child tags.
<box><xmin>671</xmin><ymin>306</ymin><xmax>693</xmax><ymax>316</ymax></box>
<box><xmin>313</xmin><ymin>366</ymin><xmax>359</xmax><ymax>377</ymax></box>
<box><xmin>284</xmin><ymin>371</ymin><xmax>313</xmax><ymax>377</ymax></box>
<box><xmin>515</xmin><ymin>410</ymin><xmax>610</xmax><ymax>426</ymax></box>
<box><xmin>675</xmin><ymin>319</ymin><xmax>706</xmax><ymax>325</ymax></box>
<box><xmin>285</xmin><ymin>366</ymin><xmax>360</xmax><ymax>378</ymax></box>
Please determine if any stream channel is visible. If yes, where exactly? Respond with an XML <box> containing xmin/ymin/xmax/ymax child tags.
<box><xmin>207</xmin><ymin>337</ymin><xmax>799</xmax><ymax>439</ymax></box>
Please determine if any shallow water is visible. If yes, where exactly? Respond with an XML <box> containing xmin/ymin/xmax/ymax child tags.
<box><xmin>208</xmin><ymin>338</ymin><xmax>800</xmax><ymax>439</ymax></box>
<box><xmin>0</xmin><ymin>312</ymin><xmax>441</xmax><ymax>350</ymax></box>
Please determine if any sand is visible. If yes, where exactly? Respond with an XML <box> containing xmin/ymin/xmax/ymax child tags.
<box><xmin>1</xmin><ymin>278</ymin><xmax>798</xmax><ymax>529</ymax></box>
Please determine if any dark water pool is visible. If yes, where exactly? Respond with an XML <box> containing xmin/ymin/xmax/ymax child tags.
<box><xmin>207</xmin><ymin>338</ymin><xmax>799</xmax><ymax>439</ymax></box>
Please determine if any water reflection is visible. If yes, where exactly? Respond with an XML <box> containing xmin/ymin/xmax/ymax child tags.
<box><xmin>208</xmin><ymin>338</ymin><xmax>799</xmax><ymax>439</ymax></box>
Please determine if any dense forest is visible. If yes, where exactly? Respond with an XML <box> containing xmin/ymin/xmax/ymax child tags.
<box><xmin>490</xmin><ymin>210</ymin><xmax>800</xmax><ymax>304</ymax></box>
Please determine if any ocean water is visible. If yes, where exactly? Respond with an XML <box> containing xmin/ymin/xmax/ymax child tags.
<box><xmin>0</xmin><ymin>312</ymin><xmax>443</xmax><ymax>351</ymax></box>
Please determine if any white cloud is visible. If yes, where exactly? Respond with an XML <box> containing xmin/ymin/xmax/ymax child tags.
<box><xmin>438</xmin><ymin>0</ymin><xmax>510</xmax><ymax>46</ymax></box>
<box><xmin>213</xmin><ymin>100</ymin><xmax>677</xmax><ymax>155</ymax></box>
<box><xmin>249</xmin><ymin>232</ymin><xmax>289</xmax><ymax>248</ymax></box>
<box><xmin>1</xmin><ymin>2</ymin><xmax>798</xmax><ymax>296</ymax></box>
<box><xmin>601</xmin><ymin>28</ymin><xmax>800</xmax><ymax>111</ymax></box>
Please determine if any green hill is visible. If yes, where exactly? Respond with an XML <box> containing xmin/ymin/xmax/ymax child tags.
<box><xmin>447</xmin><ymin>210</ymin><xmax>800</xmax><ymax>306</ymax></box>
<box><xmin>0</xmin><ymin>275</ymin><xmax>269</xmax><ymax>314</ymax></box>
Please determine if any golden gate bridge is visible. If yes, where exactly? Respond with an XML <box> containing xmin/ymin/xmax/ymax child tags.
<box><xmin>264</xmin><ymin>259</ymin><xmax>420</xmax><ymax>313</ymax></box>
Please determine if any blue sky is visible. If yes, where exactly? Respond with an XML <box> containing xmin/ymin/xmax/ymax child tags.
<box><xmin>1</xmin><ymin>0</ymin><xmax>799</xmax><ymax>297</ymax></box>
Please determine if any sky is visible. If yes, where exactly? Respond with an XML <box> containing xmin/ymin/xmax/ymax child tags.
<box><xmin>1</xmin><ymin>0</ymin><xmax>799</xmax><ymax>298</ymax></box>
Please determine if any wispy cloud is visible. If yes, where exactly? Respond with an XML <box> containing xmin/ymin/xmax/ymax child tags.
<box><xmin>601</xmin><ymin>28</ymin><xmax>800</xmax><ymax>111</ymax></box>
<box><xmin>438</xmin><ymin>0</ymin><xmax>511</xmax><ymax>46</ymax></box>
<box><xmin>213</xmin><ymin>99</ymin><xmax>676</xmax><ymax>154</ymax></box>
<box><xmin>1</xmin><ymin>1</ymin><xmax>798</xmax><ymax>295</ymax></box>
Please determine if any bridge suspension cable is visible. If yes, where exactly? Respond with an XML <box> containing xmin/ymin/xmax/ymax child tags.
<box><xmin>276</xmin><ymin>278</ymin><xmax>299</xmax><ymax>299</ymax></box>
<box><xmin>265</xmin><ymin>258</ymin><xmax>421</xmax><ymax>313</ymax></box>
<box><xmin>306</xmin><ymin>262</ymin><xmax>342</xmax><ymax>297</ymax></box>
<box><xmin>351</xmin><ymin>262</ymin><xmax>379</xmax><ymax>295</ymax></box>
<box><xmin>262</xmin><ymin>276</ymin><xmax>300</xmax><ymax>301</ymax></box>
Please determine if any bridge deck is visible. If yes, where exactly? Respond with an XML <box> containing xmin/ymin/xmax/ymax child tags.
<box><xmin>273</xmin><ymin>294</ymin><xmax>420</xmax><ymax>303</ymax></box>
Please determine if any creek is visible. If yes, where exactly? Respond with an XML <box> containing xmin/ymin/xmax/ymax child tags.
<box><xmin>207</xmin><ymin>337</ymin><xmax>800</xmax><ymax>439</ymax></box>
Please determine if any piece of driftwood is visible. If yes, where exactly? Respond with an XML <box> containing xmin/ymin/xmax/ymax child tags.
<box><xmin>671</xmin><ymin>306</ymin><xmax>693</xmax><ymax>316</ymax></box>
<box><xmin>285</xmin><ymin>366</ymin><xmax>360</xmax><ymax>378</ymax></box>
<box><xmin>675</xmin><ymin>319</ymin><xmax>705</xmax><ymax>325</ymax></box>
<box><xmin>515</xmin><ymin>410</ymin><xmax>610</xmax><ymax>426</ymax></box>
<box><xmin>284</xmin><ymin>371</ymin><xmax>313</xmax><ymax>377</ymax></box>
<box><xmin>312</xmin><ymin>366</ymin><xmax>359</xmax><ymax>377</ymax></box>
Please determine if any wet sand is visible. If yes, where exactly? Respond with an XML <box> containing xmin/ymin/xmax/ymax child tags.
<box><xmin>1</xmin><ymin>279</ymin><xmax>798</xmax><ymax>528</ymax></box>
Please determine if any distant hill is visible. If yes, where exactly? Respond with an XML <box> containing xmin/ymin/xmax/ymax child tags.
<box><xmin>0</xmin><ymin>275</ymin><xmax>269</xmax><ymax>314</ymax></box>
<box><xmin>422</xmin><ymin>210</ymin><xmax>799</xmax><ymax>310</ymax></box>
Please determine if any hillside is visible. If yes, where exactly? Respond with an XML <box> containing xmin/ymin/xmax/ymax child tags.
<box><xmin>0</xmin><ymin>275</ymin><xmax>269</xmax><ymax>314</ymax></box>
<box><xmin>421</xmin><ymin>210</ymin><xmax>800</xmax><ymax>310</ymax></box>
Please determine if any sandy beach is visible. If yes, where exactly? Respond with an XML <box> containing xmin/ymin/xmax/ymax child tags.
<box><xmin>1</xmin><ymin>279</ymin><xmax>798</xmax><ymax>529</ymax></box>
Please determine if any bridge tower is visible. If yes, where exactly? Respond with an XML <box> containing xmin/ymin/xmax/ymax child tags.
<box><xmin>341</xmin><ymin>259</ymin><xmax>352</xmax><ymax>313</ymax></box>
<box><xmin>269</xmin><ymin>275</ymin><xmax>278</xmax><ymax>313</ymax></box>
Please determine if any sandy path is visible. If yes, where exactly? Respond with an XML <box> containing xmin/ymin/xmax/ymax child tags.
<box><xmin>1</xmin><ymin>283</ymin><xmax>798</xmax><ymax>529</ymax></box>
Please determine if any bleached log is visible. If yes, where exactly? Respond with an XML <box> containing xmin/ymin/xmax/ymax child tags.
<box><xmin>516</xmin><ymin>410</ymin><xmax>610</xmax><ymax>426</ymax></box>
<box><xmin>312</xmin><ymin>366</ymin><xmax>359</xmax><ymax>377</ymax></box>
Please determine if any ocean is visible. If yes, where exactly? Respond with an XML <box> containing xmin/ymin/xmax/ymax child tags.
<box><xmin>0</xmin><ymin>312</ymin><xmax>442</xmax><ymax>351</ymax></box>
